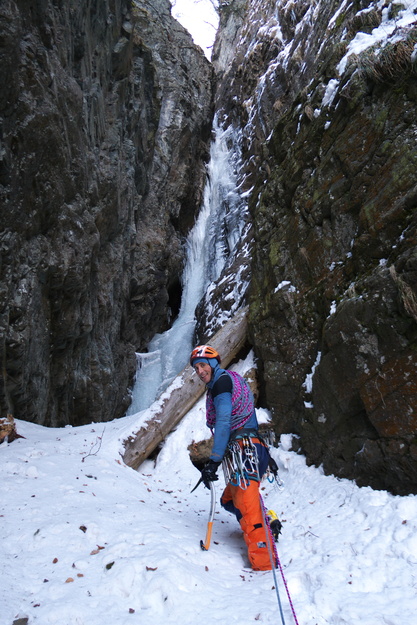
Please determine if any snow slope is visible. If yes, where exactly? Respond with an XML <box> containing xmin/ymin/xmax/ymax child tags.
<box><xmin>2</xmin><ymin>356</ymin><xmax>417</xmax><ymax>625</ymax></box>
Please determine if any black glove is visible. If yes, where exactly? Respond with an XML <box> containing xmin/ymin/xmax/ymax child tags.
<box><xmin>270</xmin><ymin>519</ymin><xmax>282</xmax><ymax>542</ymax></box>
<box><xmin>201</xmin><ymin>460</ymin><xmax>220</xmax><ymax>488</ymax></box>
<box><xmin>268</xmin><ymin>456</ymin><xmax>279</xmax><ymax>479</ymax></box>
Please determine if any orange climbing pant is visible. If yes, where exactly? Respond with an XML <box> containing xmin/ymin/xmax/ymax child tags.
<box><xmin>220</xmin><ymin>438</ymin><xmax>275</xmax><ymax>571</ymax></box>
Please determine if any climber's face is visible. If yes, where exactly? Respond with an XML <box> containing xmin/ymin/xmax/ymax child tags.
<box><xmin>194</xmin><ymin>362</ymin><xmax>212</xmax><ymax>384</ymax></box>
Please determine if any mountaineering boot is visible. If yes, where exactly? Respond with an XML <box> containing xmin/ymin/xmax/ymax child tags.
<box><xmin>267</xmin><ymin>509</ymin><xmax>282</xmax><ymax>542</ymax></box>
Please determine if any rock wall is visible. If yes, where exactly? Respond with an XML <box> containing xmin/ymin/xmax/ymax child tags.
<box><xmin>213</xmin><ymin>0</ymin><xmax>417</xmax><ymax>494</ymax></box>
<box><xmin>3</xmin><ymin>0</ymin><xmax>416</xmax><ymax>496</ymax></box>
<box><xmin>0</xmin><ymin>0</ymin><xmax>213</xmax><ymax>426</ymax></box>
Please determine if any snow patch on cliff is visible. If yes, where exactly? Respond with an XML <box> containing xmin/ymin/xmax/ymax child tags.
<box><xmin>337</xmin><ymin>0</ymin><xmax>417</xmax><ymax>75</ymax></box>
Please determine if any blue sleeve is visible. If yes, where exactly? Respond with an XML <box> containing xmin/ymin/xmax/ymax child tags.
<box><xmin>210</xmin><ymin>391</ymin><xmax>232</xmax><ymax>462</ymax></box>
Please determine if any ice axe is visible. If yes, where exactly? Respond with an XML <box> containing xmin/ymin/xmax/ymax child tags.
<box><xmin>190</xmin><ymin>476</ymin><xmax>203</xmax><ymax>493</ymax></box>
<box><xmin>200</xmin><ymin>481</ymin><xmax>216</xmax><ymax>551</ymax></box>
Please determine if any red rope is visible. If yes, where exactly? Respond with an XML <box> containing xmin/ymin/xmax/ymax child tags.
<box><xmin>261</xmin><ymin>496</ymin><xmax>300</xmax><ymax>625</ymax></box>
<box><xmin>275</xmin><ymin>546</ymin><xmax>300</xmax><ymax>625</ymax></box>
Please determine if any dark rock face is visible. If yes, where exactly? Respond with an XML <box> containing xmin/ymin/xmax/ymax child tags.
<box><xmin>3</xmin><ymin>0</ymin><xmax>417</xmax><ymax>497</ymax></box>
<box><xmin>213</xmin><ymin>0</ymin><xmax>417</xmax><ymax>494</ymax></box>
<box><xmin>0</xmin><ymin>0</ymin><xmax>213</xmax><ymax>426</ymax></box>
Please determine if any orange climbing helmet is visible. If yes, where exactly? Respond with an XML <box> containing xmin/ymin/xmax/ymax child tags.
<box><xmin>190</xmin><ymin>344</ymin><xmax>221</xmax><ymax>367</ymax></box>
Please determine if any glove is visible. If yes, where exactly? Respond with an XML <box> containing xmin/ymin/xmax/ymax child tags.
<box><xmin>267</xmin><ymin>509</ymin><xmax>282</xmax><ymax>542</ymax></box>
<box><xmin>201</xmin><ymin>460</ymin><xmax>220</xmax><ymax>488</ymax></box>
<box><xmin>270</xmin><ymin>519</ymin><xmax>282</xmax><ymax>542</ymax></box>
<box><xmin>268</xmin><ymin>456</ymin><xmax>279</xmax><ymax>479</ymax></box>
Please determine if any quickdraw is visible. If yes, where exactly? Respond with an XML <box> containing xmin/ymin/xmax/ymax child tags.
<box><xmin>222</xmin><ymin>436</ymin><xmax>260</xmax><ymax>489</ymax></box>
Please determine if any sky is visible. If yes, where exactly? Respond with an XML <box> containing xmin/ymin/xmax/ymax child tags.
<box><xmin>2</xmin><ymin>353</ymin><xmax>417</xmax><ymax>625</ymax></box>
<box><xmin>170</xmin><ymin>0</ymin><xmax>219</xmax><ymax>59</ymax></box>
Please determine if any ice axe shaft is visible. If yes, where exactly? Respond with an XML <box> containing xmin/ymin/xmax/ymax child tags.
<box><xmin>200</xmin><ymin>481</ymin><xmax>216</xmax><ymax>551</ymax></box>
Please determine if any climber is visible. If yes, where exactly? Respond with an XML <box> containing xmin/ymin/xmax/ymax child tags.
<box><xmin>190</xmin><ymin>344</ymin><xmax>277</xmax><ymax>571</ymax></box>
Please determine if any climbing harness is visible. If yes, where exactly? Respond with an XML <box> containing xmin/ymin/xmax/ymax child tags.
<box><xmin>222</xmin><ymin>435</ymin><xmax>261</xmax><ymax>488</ymax></box>
<box><xmin>222</xmin><ymin>432</ymin><xmax>283</xmax><ymax>487</ymax></box>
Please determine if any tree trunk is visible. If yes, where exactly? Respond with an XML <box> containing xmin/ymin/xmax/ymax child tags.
<box><xmin>122</xmin><ymin>306</ymin><xmax>249</xmax><ymax>469</ymax></box>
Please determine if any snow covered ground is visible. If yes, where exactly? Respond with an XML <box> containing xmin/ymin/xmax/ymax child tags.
<box><xmin>2</xmin><ymin>355</ymin><xmax>417</xmax><ymax>625</ymax></box>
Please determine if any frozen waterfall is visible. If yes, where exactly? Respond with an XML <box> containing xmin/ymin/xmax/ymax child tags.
<box><xmin>126</xmin><ymin>119</ymin><xmax>247</xmax><ymax>414</ymax></box>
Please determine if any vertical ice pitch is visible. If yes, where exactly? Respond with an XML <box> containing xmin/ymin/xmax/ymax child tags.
<box><xmin>126</xmin><ymin>117</ymin><xmax>248</xmax><ymax>414</ymax></box>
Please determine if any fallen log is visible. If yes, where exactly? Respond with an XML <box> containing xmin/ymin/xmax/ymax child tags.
<box><xmin>122</xmin><ymin>306</ymin><xmax>249</xmax><ymax>470</ymax></box>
